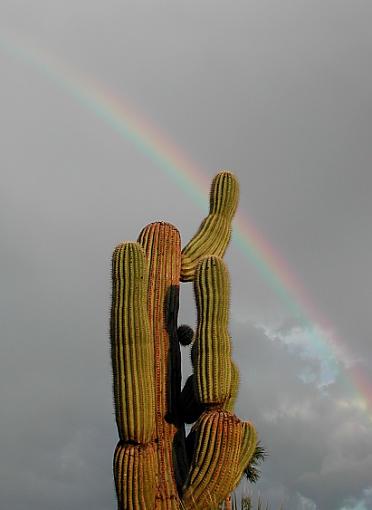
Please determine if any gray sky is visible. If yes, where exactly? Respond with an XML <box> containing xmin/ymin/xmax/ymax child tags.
<box><xmin>1</xmin><ymin>1</ymin><xmax>371</xmax><ymax>509</ymax></box>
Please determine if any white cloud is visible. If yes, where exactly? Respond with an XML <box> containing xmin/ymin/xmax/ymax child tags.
<box><xmin>231</xmin><ymin>319</ymin><xmax>372</xmax><ymax>510</ymax></box>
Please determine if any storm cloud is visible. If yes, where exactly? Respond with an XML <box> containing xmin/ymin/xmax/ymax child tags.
<box><xmin>1</xmin><ymin>1</ymin><xmax>371</xmax><ymax>509</ymax></box>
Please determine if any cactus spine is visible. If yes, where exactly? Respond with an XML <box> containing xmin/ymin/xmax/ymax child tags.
<box><xmin>110</xmin><ymin>171</ymin><xmax>258</xmax><ymax>509</ymax></box>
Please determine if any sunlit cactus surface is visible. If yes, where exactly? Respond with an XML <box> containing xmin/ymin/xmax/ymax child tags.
<box><xmin>110</xmin><ymin>171</ymin><xmax>258</xmax><ymax>509</ymax></box>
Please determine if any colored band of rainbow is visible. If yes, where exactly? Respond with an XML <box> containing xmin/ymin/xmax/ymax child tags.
<box><xmin>1</xmin><ymin>31</ymin><xmax>371</xmax><ymax>422</ymax></box>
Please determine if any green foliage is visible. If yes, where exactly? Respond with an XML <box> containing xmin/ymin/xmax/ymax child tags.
<box><xmin>244</xmin><ymin>442</ymin><xmax>268</xmax><ymax>484</ymax></box>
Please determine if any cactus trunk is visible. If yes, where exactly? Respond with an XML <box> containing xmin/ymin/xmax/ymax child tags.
<box><xmin>137</xmin><ymin>222</ymin><xmax>184</xmax><ymax>508</ymax></box>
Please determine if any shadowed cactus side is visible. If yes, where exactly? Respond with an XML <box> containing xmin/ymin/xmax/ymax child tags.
<box><xmin>109</xmin><ymin>171</ymin><xmax>259</xmax><ymax>509</ymax></box>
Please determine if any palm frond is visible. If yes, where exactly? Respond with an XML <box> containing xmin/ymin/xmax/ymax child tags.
<box><xmin>243</xmin><ymin>441</ymin><xmax>268</xmax><ymax>484</ymax></box>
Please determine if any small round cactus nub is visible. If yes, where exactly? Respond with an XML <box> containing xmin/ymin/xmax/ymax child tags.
<box><xmin>177</xmin><ymin>325</ymin><xmax>194</xmax><ymax>346</ymax></box>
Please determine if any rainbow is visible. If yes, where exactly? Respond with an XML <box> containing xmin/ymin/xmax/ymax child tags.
<box><xmin>1</xmin><ymin>31</ymin><xmax>371</xmax><ymax>422</ymax></box>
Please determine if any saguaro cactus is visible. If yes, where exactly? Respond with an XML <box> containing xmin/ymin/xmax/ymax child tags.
<box><xmin>110</xmin><ymin>171</ymin><xmax>257</xmax><ymax>509</ymax></box>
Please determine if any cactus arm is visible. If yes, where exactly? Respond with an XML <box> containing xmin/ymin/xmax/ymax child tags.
<box><xmin>110</xmin><ymin>242</ymin><xmax>158</xmax><ymax>509</ymax></box>
<box><xmin>181</xmin><ymin>254</ymin><xmax>257</xmax><ymax>508</ymax></box>
<box><xmin>181</xmin><ymin>171</ymin><xmax>239</xmax><ymax>282</ymax></box>
<box><xmin>182</xmin><ymin>410</ymin><xmax>243</xmax><ymax>510</ymax></box>
<box><xmin>193</xmin><ymin>255</ymin><xmax>233</xmax><ymax>406</ymax></box>
<box><xmin>183</xmin><ymin>412</ymin><xmax>257</xmax><ymax>510</ymax></box>
<box><xmin>110</xmin><ymin>242</ymin><xmax>156</xmax><ymax>443</ymax></box>
<box><xmin>113</xmin><ymin>441</ymin><xmax>157</xmax><ymax>510</ymax></box>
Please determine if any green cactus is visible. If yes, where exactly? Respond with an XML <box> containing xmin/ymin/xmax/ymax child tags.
<box><xmin>110</xmin><ymin>242</ymin><xmax>156</xmax><ymax>443</ymax></box>
<box><xmin>180</xmin><ymin>171</ymin><xmax>239</xmax><ymax>282</ymax></box>
<box><xmin>193</xmin><ymin>255</ymin><xmax>233</xmax><ymax>406</ymax></box>
<box><xmin>109</xmin><ymin>171</ymin><xmax>258</xmax><ymax>509</ymax></box>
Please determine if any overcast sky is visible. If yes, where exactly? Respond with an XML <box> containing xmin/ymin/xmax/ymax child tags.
<box><xmin>1</xmin><ymin>2</ymin><xmax>371</xmax><ymax>509</ymax></box>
